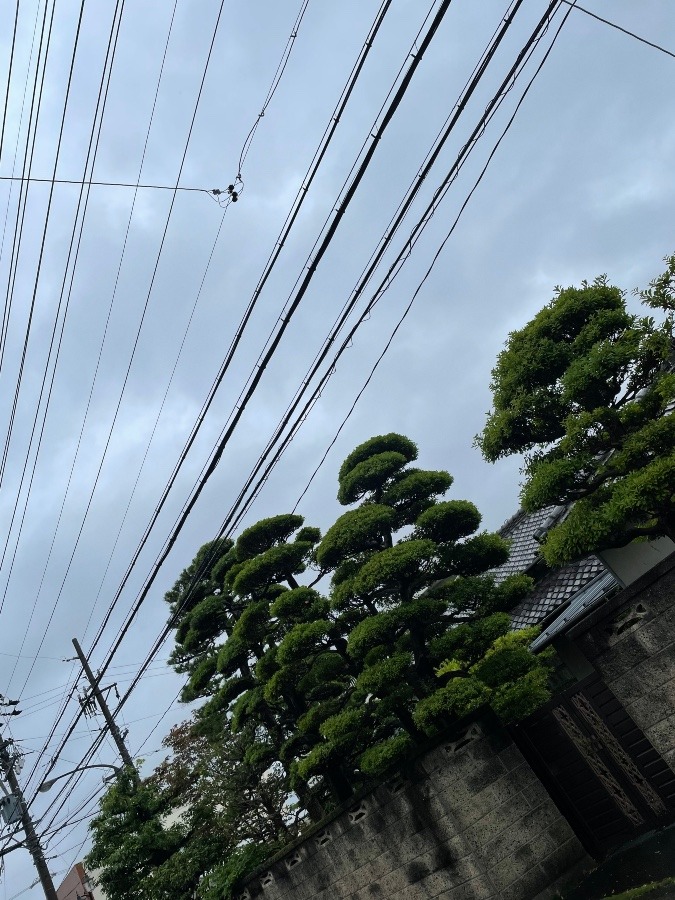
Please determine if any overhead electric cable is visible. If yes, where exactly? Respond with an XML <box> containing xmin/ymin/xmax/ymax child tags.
<box><xmin>6</xmin><ymin>0</ymin><xmax>182</xmax><ymax>769</ymax></box>
<box><xmin>236</xmin><ymin>0</ymin><xmax>311</xmax><ymax>180</ymax></box>
<box><xmin>85</xmin><ymin>0</ymin><xmax>395</xmax><ymax>657</ymax></box>
<box><xmin>2</xmin><ymin>0</ymin><xmax>128</xmax><ymax>690</ymax></box>
<box><xmin>213</xmin><ymin>0</ymin><xmax>534</xmax><ymax>535</ymax></box>
<box><xmin>106</xmin><ymin>0</ymin><xmax>569</xmax><ymax>714</ymax></box>
<box><xmin>296</xmin><ymin>2</ymin><xmax>577</xmax><ymax>508</ymax></box>
<box><xmin>0</xmin><ymin>0</ymin><xmax>55</xmax><ymax>376</ymax></box>
<box><xmin>0</xmin><ymin>0</ymin><xmax>20</xmax><ymax>165</ymax></box>
<box><xmin>139</xmin><ymin>0</ymin><xmax>553</xmax><ymax>554</ymax></box>
<box><xmin>25</xmin><ymin>0</ymin><xmax>564</xmax><ymax>808</ymax></box>
<box><xmin>0</xmin><ymin>175</ymin><xmax>216</xmax><ymax>194</ymax></box>
<box><xmin>0</xmin><ymin>0</ymin><xmax>87</xmax><ymax>487</ymax></box>
<box><xmin>561</xmin><ymin>0</ymin><xmax>675</xmax><ymax>59</ymax></box>
<box><xmin>23</xmin><ymin>0</ymin><xmax>450</xmax><ymax>797</ymax></box>
<box><xmin>86</xmin><ymin>0</ymin><xmax>454</xmax><ymax>677</ymax></box>
<box><xmin>17</xmin><ymin>0</ymin><xmax>315</xmax><ymax>790</ymax></box>
<box><xmin>13</xmin><ymin>0</ymin><xmax>226</xmax><ymax>701</ymax></box>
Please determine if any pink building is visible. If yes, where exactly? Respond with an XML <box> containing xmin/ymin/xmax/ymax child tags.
<box><xmin>56</xmin><ymin>862</ymin><xmax>100</xmax><ymax>900</ymax></box>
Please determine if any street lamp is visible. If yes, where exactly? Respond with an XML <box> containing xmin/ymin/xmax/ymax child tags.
<box><xmin>38</xmin><ymin>764</ymin><xmax>122</xmax><ymax>793</ymax></box>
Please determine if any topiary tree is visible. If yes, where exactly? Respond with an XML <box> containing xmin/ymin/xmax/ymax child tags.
<box><xmin>416</xmin><ymin>626</ymin><xmax>555</xmax><ymax>733</ymax></box>
<box><xmin>476</xmin><ymin>256</ymin><xmax>675</xmax><ymax>565</ymax></box>
<box><xmin>300</xmin><ymin>434</ymin><xmax>533</xmax><ymax>779</ymax></box>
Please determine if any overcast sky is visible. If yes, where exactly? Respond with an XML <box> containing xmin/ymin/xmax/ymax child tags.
<box><xmin>0</xmin><ymin>0</ymin><xmax>674</xmax><ymax>894</ymax></box>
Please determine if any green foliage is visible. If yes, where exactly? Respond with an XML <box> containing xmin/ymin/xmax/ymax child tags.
<box><xmin>478</xmin><ymin>259</ymin><xmax>675</xmax><ymax>563</ymax></box>
<box><xmin>233</xmin><ymin>543</ymin><xmax>310</xmax><ymax>596</ymax></box>
<box><xmin>199</xmin><ymin>842</ymin><xmax>282</xmax><ymax>900</ymax></box>
<box><xmin>160</xmin><ymin>432</ymin><xmax>546</xmax><ymax>884</ymax></box>
<box><xmin>338</xmin><ymin>433</ymin><xmax>418</xmax><ymax>482</ymax></box>
<box><xmin>351</xmin><ymin>539</ymin><xmax>436</xmax><ymax>598</ymax></box>
<box><xmin>338</xmin><ymin>451</ymin><xmax>410</xmax><ymax>505</ymax></box>
<box><xmin>358</xmin><ymin>732</ymin><xmax>415</xmax><ymax>777</ymax></box>
<box><xmin>490</xmin><ymin>667</ymin><xmax>551</xmax><ymax>723</ymax></box>
<box><xmin>415</xmin><ymin>500</ymin><xmax>482</xmax><ymax>543</ymax></box>
<box><xmin>87</xmin><ymin>719</ymin><xmax>293</xmax><ymax>900</ymax></box>
<box><xmin>316</xmin><ymin>505</ymin><xmax>394</xmax><ymax>569</ymax></box>
<box><xmin>277</xmin><ymin>620</ymin><xmax>330</xmax><ymax>665</ymax></box>
<box><xmin>414</xmin><ymin>678</ymin><xmax>491</xmax><ymax>733</ymax></box>
<box><xmin>235</xmin><ymin>514</ymin><xmax>305</xmax><ymax>561</ymax></box>
<box><xmin>381</xmin><ymin>469</ymin><xmax>454</xmax><ymax>527</ymax></box>
<box><xmin>471</xmin><ymin>644</ymin><xmax>538</xmax><ymax>688</ymax></box>
<box><xmin>423</xmin><ymin>626</ymin><xmax>554</xmax><ymax>732</ymax></box>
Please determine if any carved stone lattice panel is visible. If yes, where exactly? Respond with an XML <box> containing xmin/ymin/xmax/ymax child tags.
<box><xmin>605</xmin><ymin>603</ymin><xmax>649</xmax><ymax>643</ymax></box>
<box><xmin>571</xmin><ymin>693</ymin><xmax>666</xmax><ymax>816</ymax></box>
<box><xmin>387</xmin><ymin>776</ymin><xmax>407</xmax><ymax>796</ymax></box>
<box><xmin>348</xmin><ymin>801</ymin><xmax>368</xmax><ymax>824</ymax></box>
<box><xmin>443</xmin><ymin>723</ymin><xmax>482</xmax><ymax>755</ymax></box>
<box><xmin>314</xmin><ymin>828</ymin><xmax>332</xmax><ymax>848</ymax></box>
<box><xmin>285</xmin><ymin>850</ymin><xmax>303</xmax><ymax>871</ymax></box>
<box><xmin>552</xmin><ymin>705</ymin><xmax>645</xmax><ymax>827</ymax></box>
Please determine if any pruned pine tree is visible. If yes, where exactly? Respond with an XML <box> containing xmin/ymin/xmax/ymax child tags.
<box><xmin>477</xmin><ymin>256</ymin><xmax>675</xmax><ymax>565</ymax></box>
<box><xmin>298</xmin><ymin>433</ymin><xmax>533</xmax><ymax>779</ymax></box>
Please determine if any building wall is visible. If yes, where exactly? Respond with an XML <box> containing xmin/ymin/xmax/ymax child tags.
<box><xmin>598</xmin><ymin>537</ymin><xmax>675</xmax><ymax>587</ymax></box>
<box><xmin>241</xmin><ymin>715</ymin><xmax>589</xmax><ymax>900</ymax></box>
<box><xmin>56</xmin><ymin>863</ymin><xmax>91</xmax><ymax>900</ymax></box>
<box><xmin>572</xmin><ymin>551</ymin><xmax>675</xmax><ymax>771</ymax></box>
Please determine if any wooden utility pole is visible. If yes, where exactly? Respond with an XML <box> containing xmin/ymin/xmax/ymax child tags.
<box><xmin>0</xmin><ymin>737</ymin><xmax>57</xmax><ymax>900</ymax></box>
<box><xmin>72</xmin><ymin>639</ymin><xmax>137</xmax><ymax>775</ymax></box>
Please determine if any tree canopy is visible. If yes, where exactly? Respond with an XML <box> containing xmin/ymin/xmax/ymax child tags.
<box><xmin>477</xmin><ymin>256</ymin><xmax>675</xmax><ymax>565</ymax></box>
<box><xmin>90</xmin><ymin>432</ymin><xmax>553</xmax><ymax>898</ymax></box>
<box><xmin>161</xmin><ymin>433</ymin><xmax>544</xmax><ymax>794</ymax></box>
<box><xmin>86</xmin><ymin>717</ymin><xmax>294</xmax><ymax>900</ymax></box>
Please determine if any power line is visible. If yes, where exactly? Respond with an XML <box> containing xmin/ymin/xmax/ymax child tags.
<box><xmin>20</xmin><ymin>0</ymin><xmax>447</xmax><ymax>798</ymax></box>
<box><xmin>218</xmin><ymin>0</ymin><xmax>534</xmax><ymax>535</ymax></box>
<box><xmin>2</xmin><ymin>0</ymin><xmax>128</xmax><ymax>692</ymax></box>
<box><xmin>89</xmin><ymin>0</ymin><xmax>455</xmax><ymax>682</ymax></box>
<box><xmin>106</xmin><ymin>0</ymin><xmax>569</xmax><ymax>721</ymax></box>
<box><xmin>0</xmin><ymin>175</ymin><xmax>217</xmax><ymax>195</ymax></box>
<box><xmin>561</xmin><ymin>0</ymin><xmax>675</xmax><ymax>60</ymax></box>
<box><xmin>236</xmin><ymin>0</ymin><xmax>312</xmax><ymax>179</ymax></box>
<box><xmin>84</xmin><ymin>3</ymin><xmax>520</xmax><ymax>720</ymax></box>
<box><xmin>13</xmin><ymin>0</ymin><xmax>314</xmax><ymax>698</ymax></box>
<box><xmin>297</xmin><ymin>1</ymin><xmax>577</xmax><ymax>510</ymax></box>
<box><xmin>0</xmin><ymin>1</ymin><xmax>20</xmax><ymax>167</ymax></box>
<box><xmin>0</xmin><ymin>0</ymin><xmax>87</xmax><ymax>491</ymax></box>
<box><xmin>85</xmin><ymin>0</ymin><xmax>395</xmax><ymax>661</ymax></box>
<box><xmin>165</xmin><ymin>0</ymin><xmax>556</xmax><ymax>549</ymax></box>
<box><xmin>11</xmin><ymin>0</ymin><xmax>225</xmax><ymax>701</ymax></box>
<box><xmin>13</xmin><ymin>0</ymin><xmax>315</xmax><ymax>795</ymax></box>
<box><xmin>0</xmin><ymin>0</ymin><xmax>55</xmax><ymax>380</ymax></box>
<box><xmin>13</xmin><ymin>0</ymin><xmax>314</xmax><ymax>791</ymax></box>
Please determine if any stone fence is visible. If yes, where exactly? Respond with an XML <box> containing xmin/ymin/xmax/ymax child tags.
<box><xmin>240</xmin><ymin>713</ymin><xmax>589</xmax><ymax>900</ymax></box>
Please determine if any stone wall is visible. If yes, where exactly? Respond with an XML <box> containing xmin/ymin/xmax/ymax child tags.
<box><xmin>571</xmin><ymin>551</ymin><xmax>675</xmax><ymax>770</ymax></box>
<box><xmin>241</xmin><ymin>714</ymin><xmax>588</xmax><ymax>900</ymax></box>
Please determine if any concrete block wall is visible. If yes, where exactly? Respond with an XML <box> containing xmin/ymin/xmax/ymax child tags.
<box><xmin>240</xmin><ymin>717</ymin><xmax>588</xmax><ymax>900</ymax></box>
<box><xmin>572</xmin><ymin>552</ymin><xmax>675</xmax><ymax>770</ymax></box>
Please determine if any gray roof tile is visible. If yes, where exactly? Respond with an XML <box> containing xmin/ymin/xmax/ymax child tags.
<box><xmin>489</xmin><ymin>505</ymin><xmax>613</xmax><ymax>629</ymax></box>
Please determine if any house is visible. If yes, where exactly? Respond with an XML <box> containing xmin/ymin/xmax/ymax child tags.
<box><xmin>56</xmin><ymin>862</ymin><xmax>105</xmax><ymax>900</ymax></box>
<box><xmin>489</xmin><ymin>503</ymin><xmax>675</xmax><ymax>644</ymax></box>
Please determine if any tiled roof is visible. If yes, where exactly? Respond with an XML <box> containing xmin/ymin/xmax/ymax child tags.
<box><xmin>509</xmin><ymin>554</ymin><xmax>609</xmax><ymax>629</ymax></box>
<box><xmin>490</xmin><ymin>504</ymin><xmax>614</xmax><ymax>629</ymax></box>
<box><xmin>529</xmin><ymin>570</ymin><xmax>620</xmax><ymax>650</ymax></box>
<box><xmin>490</xmin><ymin>506</ymin><xmax>556</xmax><ymax>584</ymax></box>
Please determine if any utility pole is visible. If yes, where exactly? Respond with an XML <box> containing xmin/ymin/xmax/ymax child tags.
<box><xmin>0</xmin><ymin>736</ymin><xmax>57</xmax><ymax>900</ymax></box>
<box><xmin>72</xmin><ymin>639</ymin><xmax>137</xmax><ymax>776</ymax></box>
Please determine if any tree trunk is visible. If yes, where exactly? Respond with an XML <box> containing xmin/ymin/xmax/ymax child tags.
<box><xmin>326</xmin><ymin>765</ymin><xmax>353</xmax><ymax>803</ymax></box>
